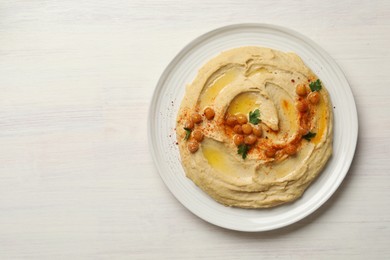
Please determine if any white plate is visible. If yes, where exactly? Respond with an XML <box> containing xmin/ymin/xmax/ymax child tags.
<box><xmin>148</xmin><ymin>24</ymin><xmax>358</xmax><ymax>232</ymax></box>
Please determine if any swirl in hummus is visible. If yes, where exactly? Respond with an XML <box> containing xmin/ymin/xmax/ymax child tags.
<box><xmin>176</xmin><ymin>46</ymin><xmax>333</xmax><ymax>208</ymax></box>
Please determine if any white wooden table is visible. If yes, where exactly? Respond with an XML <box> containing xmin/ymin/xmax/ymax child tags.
<box><xmin>1</xmin><ymin>0</ymin><xmax>389</xmax><ymax>259</ymax></box>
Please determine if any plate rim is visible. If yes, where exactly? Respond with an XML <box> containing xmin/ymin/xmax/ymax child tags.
<box><xmin>148</xmin><ymin>23</ymin><xmax>358</xmax><ymax>232</ymax></box>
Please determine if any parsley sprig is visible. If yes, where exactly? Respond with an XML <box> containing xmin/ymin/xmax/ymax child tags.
<box><xmin>302</xmin><ymin>131</ymin><xmax>316</xmax><ymax>141</ymax></box>
<box><xmin>249</xmin><ymin>109</ymin><xmax>261</xmax><ymax>125</ymax></box>
<box><xmin>237</xmin><ymin>144</ymin><xmax>250</xmax><ymax>159</ymax></box>
<box><xmin>309</xmin><ymin>79</ymin><xmax>322</xmax><ymax>92</ymax></box>
<box><xmin>184</xmin><ymin>127</ymin><xmax>192</xmax><ymax>140</ymax></box>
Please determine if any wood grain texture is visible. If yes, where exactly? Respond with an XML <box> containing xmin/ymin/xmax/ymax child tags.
<box><xmin>0</xmin><ymin>0</ymin><xmax>389</xmax><ymax>259</ymax></box>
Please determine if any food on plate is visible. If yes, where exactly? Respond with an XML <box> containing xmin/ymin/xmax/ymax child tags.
<box><xmin>176</xmin><ymin>46</ymin><xmax>333</xmax><ymax>208</ymax></box>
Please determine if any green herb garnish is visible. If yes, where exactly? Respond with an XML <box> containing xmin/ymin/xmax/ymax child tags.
<box><xmin>184</xmin><ymin>127</ymin><xmax>191</xmax><ymax>140</ymax></box>
<box><xmin>237</xmin><ymin>144</ymin><xmax>250</xmax><ymax>159</ymax></box>
<box><xmin>302</xmin><ymin>131</ymin><xmax>316</xmax><ymax>141</ymax></box>
<box><xmin>249</xmin><ymin>109</ymin><xmax>261</xmax><ymax>125</ymax></box>
<box><xmin>309</xmin><ymin>79</ymin><xmax>322</xmax><ymax>92</ymax></box>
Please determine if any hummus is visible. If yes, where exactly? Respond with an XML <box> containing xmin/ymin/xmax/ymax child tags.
<box><xmin>176</xmin><ymin>46</ymin><xmax>333</xmax><ymax>208</ymax></box>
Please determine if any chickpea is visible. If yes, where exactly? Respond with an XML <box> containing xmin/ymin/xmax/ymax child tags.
<box><xmin>296</xmin><ymin>84</ymin><xmax>307</xmax><ymax>96</ymax></box>
<box><xmin>234</xmin><ymin>134</ymin><xmax>244</xmax><ymax>146</ymax></box>
<box><xmin>204</xmin><ymin>107</ymin><xmax>215</xmax><ymax>120</ymax></box>
<box><xmin>296</xmin><ymin>100</ymin><xmax>309</xmax><ymax>113</ymax></box>
<box><xmin>298</xmin><ymin>127</ymin><xmax>309</xmax><ymax>136</ymax></box>
<box><xmin>233</xmin><ymin>125</ymin><xmax>243</xmax><ymax>134</ymax></box>
<box><xmin>265</xmin><ymin>147</ymin><xmax>276</xmax><ymax>158</ymax></box>
<box><xmin>252</xmin><ymin>125</ymin><xmax>262</xmax><ymax>137</ymax></box>
<box><xmin>284</xmin><ymin>144</ymin><xmax>297</xmax><ymax>156</ymax></box>
<box><xmin>242</xmin><ymin>123</ymin><xmax>253</xmax><ymax>135</ymax></box>
<box><xmin>308</xmin><ymin>91</ymin><xmax>320</xmax><ymax>104</ymax></box>
<box><xmin>192</xmin><ymin>129</ymin><xmax>204</xmax><ymax>142</ymax></box>
<box><xmin>244</xmin><ymin>134</ymin><xmax>257</xmax><ymax>145</ymax></box>
<box><xmin>187</xmin><ymin>141</ymin><xmax>199</xmax><ymax>153</ymax></box>
<box><xmin>236</xmin><ymin>113</ymin><xmax>248</xmax><ymax>125</ymax></box>
<box><xmin>184</xmin><ymin>120</ymin><xmax>194</xmax><ymax>130</ymax></box>
<box><xmin>226</xmin><ymin>115</ymin><xmax>237</xmax><ymax>126</ymax></box>
<box><xmin>192</xmin><ymin>113</ymin><xmax>202</xmax><ymax>124</ymax></box>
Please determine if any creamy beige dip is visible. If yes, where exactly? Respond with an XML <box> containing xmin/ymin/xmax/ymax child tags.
<box><xmin>176</xmin><ymin>46</ymin><xmax>333</xmax><ymax>208</ymax></box>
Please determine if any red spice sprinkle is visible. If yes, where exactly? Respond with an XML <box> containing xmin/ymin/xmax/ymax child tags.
<box><xmin>291</xmin><ymin>79</ymin><xmax>295</xmax><ymax>83</ymax></box>
<box><xmin>175</xmin><ymin>142</ymin><xmax>178</xmax><ymax>145</ymax></box>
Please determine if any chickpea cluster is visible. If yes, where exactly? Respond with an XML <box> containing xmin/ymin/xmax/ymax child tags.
<box><xmin>295</xmin><ymin>83</ymin><xmax>320</xmax><ymax>113</ymax></box>
<box><xmin>226</xmin><ymin>113</ymin><xmax>262</xmax><ymax>147</ymax></box>
<box><xmin>295</xmin><ymin>81</ymin><xmax>322</xmax><ymax>136</ymax></box>
<box><xmin>227</xmin><ymin>113</ymin><xmax>295</xmax><ymax>158</ymax></box>
<box><xmin>185</xmin><ymin>107</ymin><xmax>215</xmax><ymax>153</ymax></box>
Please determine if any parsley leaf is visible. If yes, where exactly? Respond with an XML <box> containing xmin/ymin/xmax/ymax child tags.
<box><xmin>237</xmin><ymin>144</ymin><xmax>250</xmax><ymax>159</ymax></box>
<box><xmin>302</xmin><ymin>131</ymin><xmax>316</xmax><ymax>141</ymax></box>
<box><xmin>249</xmin><ymin>109</ymin><xmax>261</xmax><ymax>125</ymax></box>
<box><xmin>184</xmin><ymin>127</ymin><xmax>191</xmax><ymax>140</ymax></box>
<box><xmin>309</xmin><ymin>79</ymin><xmax>322</xmax><ymax>92</ymax></box>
